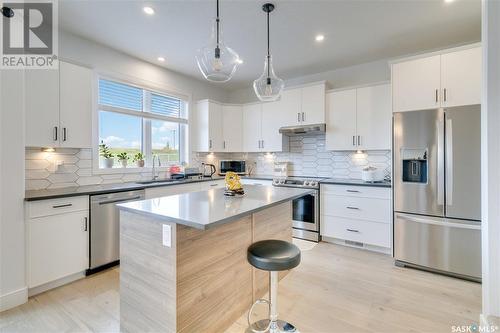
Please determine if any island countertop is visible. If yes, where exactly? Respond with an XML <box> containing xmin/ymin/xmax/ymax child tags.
<box><xmin>117</xmin><ymin>185</ymin><xmax>312</xmax><ymax>230</ymax></box>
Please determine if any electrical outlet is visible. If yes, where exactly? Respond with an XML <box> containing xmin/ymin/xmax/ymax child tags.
<box><xmin>162</xmin><ymin>224</ymin><xmax>171</xmax><ymax>247</ymax></box>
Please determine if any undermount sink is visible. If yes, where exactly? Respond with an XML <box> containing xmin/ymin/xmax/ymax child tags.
<box><xmin>136</xmin><ymin>179</ymin><xmax>177</xmax><ymax>185</ymax></box>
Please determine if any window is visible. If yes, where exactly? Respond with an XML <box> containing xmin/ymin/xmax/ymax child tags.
<box><xmin>97</xmin><ymin>78</ymin><xmax>188</xmax><ymax>168</ymax></box>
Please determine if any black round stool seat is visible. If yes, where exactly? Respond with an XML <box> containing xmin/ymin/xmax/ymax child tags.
<box><xmin>247</xmin><ymin>239</ymin><xmax>301</xmax><ymax>271</ymax></box>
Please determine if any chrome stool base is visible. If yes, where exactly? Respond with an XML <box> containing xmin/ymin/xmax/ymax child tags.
<box><xmin>250</xmin><ymin>319</ymin><xmax>297</xmax><ymax>333</ymax></box>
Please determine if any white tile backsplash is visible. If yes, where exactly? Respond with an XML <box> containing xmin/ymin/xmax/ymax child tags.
<box><xmin>25</xmin><ymin>134</ymin><xmax>391</xmax><ymax>190</ymax></box>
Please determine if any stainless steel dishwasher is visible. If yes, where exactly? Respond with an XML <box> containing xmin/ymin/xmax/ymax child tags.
<box><xmin>89</xmin><ymin>190</ymin><xmax>145</xmax><ymax>274</ymax></box>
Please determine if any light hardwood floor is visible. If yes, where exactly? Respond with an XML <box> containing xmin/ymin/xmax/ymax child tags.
<box><xmin>0</xmin><ymin>242</ymin><xmax>481</xmax><ymax>333</ymax></box>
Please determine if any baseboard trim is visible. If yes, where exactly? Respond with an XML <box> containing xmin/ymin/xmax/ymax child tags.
<box><xmin>0</xmin><ymin>287</ymin><xmax>28</xmax><ymax>312</ymax></box>
<box><xmin>28</xmin><ymin>271</ymin><xmax>86</xmax><ymax>297</ymax></box>
<box><xmin>480</xmin><ymin>314</ymin><xmax>500</xmax><ymax>328</ymax></box>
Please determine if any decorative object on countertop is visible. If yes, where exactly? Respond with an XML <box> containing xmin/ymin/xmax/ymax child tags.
<box><xmin>133</xmin><ymin>152</ymin><xmax>145</xmax><ymax>167</ymax></box>
<box><xmin>196</xmin><ymin>0</ymin><xmax>240</xmax><ymax>82</ymax></box>
<box><xmin>99</xmin><ymin>142</ymin><xmax>114</xmax><ymax>168</ymax></box>
<box><xmin>254</xmin><ymin>3</ymin><xmax>284</xmax><ymax>102</ymax></box>
<box><xmin>202</xmin><ymin>163</ymin><xmax>217</xmax><ymax>177</ymax></box>
<box><xmin>273</xmin><ymin>161</ymin><xmax>289</xmax><ymax>178</ymax></box>
<box><xmin>361</xmin><ymin>165</ymin><xmax>385</xmax><ymax>182</ymax></box>
<box><xmin>117</xmin><ymin>152</ymin><xmax>130</xmax><ymax>168</ymax></box>
<box><xmin>224</xmin><ymin>171</ymin><xmax>245</xmax><ymax>196</ymax></box>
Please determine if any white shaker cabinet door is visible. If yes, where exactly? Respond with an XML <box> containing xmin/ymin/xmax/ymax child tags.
<box><xmin>441</xmin><ymin>47</ymin><xmax>481</xmax><ymax>108</ymax></box>
<box><xmin>208</xmin><ymin>101</ymin><xmax>223</xmax><ymax>152</ymax></box>
<box><xmin>325</xmin><ymin>89</ymin><xmax>357</xmax><ymax>151</ymax></box>
<box><xmin>301</xmin><ymin>83</ymin><xmax>326</xmax><ymax>125</ymax></box>
<box><xmin>356</xmin><ymin>84</ymin><xmax>392</xmax><ymax>150</ymax></box>
<box><xmin>279</xmin><ymin>88</ymin><xmax>302</xmax><ymax>126</ymax></box>
<box><xmin>28</xmin><ymin>211</ymin><xmax>89</xmax><ymax>288</ymax></box>
<box><xmin>392</xmin><ymin>55</ymin><xmax>441</xmax><ymax>112</ymax></box>
<box><xmin>221</xmin><ymin>105</ymin><xmax>243</xmax><ymax>152</ymax></box>
<box><xmin>25</xmin><ymin>69</ymin><xmax>60</xmax><ymax>147</ymax></box>
<box><xmin>262</xmin><ymin>101</ymin><xmax>286</xmax><ymax>152</ymax></box>
<box><xmin>242</xmin><ymin>103</ymin><xmax>262</xmax><ymax>152</ymax></box>
<box><xmin>59</xmin><ymin>61</ymin><xmax>93</xmax><ymax>148</ymax></box>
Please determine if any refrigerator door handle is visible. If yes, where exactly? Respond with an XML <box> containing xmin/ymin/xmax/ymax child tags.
<box><xmin>446</xmin><ymin>119</ymin><xmax>453</xmax><ymax>206</ymax></box>
<box><xmin>396</xmin><ymin>213</ymin><xmax>480</xmax><ymax>230</ymax></box>
<box><xmin>437</xmin><ymin>120</ymin><xmax>445</xmax><ymax>206</ymax></box>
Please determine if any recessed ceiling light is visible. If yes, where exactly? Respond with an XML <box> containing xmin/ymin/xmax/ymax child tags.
<box><xmin>157</xmin><ymin>57</ymin><xmax>165</xmax><ymax>62</ymax></box>
<box><xmin>236</xmin><ymin>58</ymin><xmax>243</xmax><ymax>64</ymax></box>
<box><xmin>315</xmin><ymin>34</ymin><xmax>325</xmax><ymax>42</ymax></box>
<box><xmin>143</xmin><ymin>6</ymin><xmax>155</xmax><ymax>15</ymax></box>
<box><xmin>444</xmin><ymin>0</ymin><xmax>454</xmax><ymax>3</ymax></box>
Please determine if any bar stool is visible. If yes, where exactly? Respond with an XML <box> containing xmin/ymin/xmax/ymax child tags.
<box><xmin>247</xmin><ymin>239</ymin><xmax>301</xmax><ymax>333</ymax></box>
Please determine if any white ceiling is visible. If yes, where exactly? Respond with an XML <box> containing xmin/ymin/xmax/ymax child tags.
<box><xmin>59</xmin><ymin>0</ymin><xmax>481</xmax><ymax>90</ymax></box>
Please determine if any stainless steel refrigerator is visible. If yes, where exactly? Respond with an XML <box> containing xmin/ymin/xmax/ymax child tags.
<box><xmin>393</xmin><ymin>105</ymin><xmax>481</xmax><ymax>281</ymax></box>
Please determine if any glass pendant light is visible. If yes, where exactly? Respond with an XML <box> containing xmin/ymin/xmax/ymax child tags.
<box><xmin>196</xmin><ymin>0</ymin><xmax>240</xmax><ymax>82</ymax></box>
<box><xmin>253</xmin><ymin>3</ymin><xmax>284</xmax><ymax>102</ymax></box>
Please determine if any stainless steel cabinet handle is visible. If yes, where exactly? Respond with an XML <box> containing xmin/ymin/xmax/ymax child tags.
<box><xmin>98</xmin><ymin>196</ymin><xmax>142</xmax><ymax>205</ymax></box>
<box><xmin>209</xmin><ymin>139</ymin><xmax>212</xmax><ymax>149</ymax></box>
<box><xmin>63</xmin><ymin>127</ymin><xmax>67</xmax><ymax>142</ymax></box>
<box><xmin>297</xmin><ymin>113</ymin><xmax>300</xmax><ymax>122</ymax></box>
<box><xmin>357</xmin><ymin>135</ymin><xmax>361</xmax><ymax>146</ymax></box>
<box><xmin>223</xmin><ymin>141</ymin><xmax>226</xmax><ymax>149</ymax></box>
<box><xmin>346</xmin><ymin>189</ymin><xmax>360</xmax><ymax>193</ymax></box>
<box><xmin>262</xmin><ymin>140</ymin><xmax>264</xmax><ymax>149</ymax></box>
<box><xmin>301</xmin><ymin>112</ymin><xmax>305</xmax><ymax>122</ymax></box>
<box><xmin>210</xmin><ymin>183</ymin><xmax>218</xmax><ymax>187</ymax></box>
<box><xmin>53</xmin><ymin>126</ymin><xmax>58</xmax><ymax>141</ymax></box>
<box><xmin>435</xmin><ymin>89</ymin><xmax>439</xmax><ymax>103</ymax></box>
<box><xmin>52</xmin><ymin>203</ymin><xmax>72</xmax><ymax>208</ymax></box>
<box><xmin>352</xmin><ymin>135</ymin><xmax>356</xmax><ymax>146</ymax></box>
<box><xmin>346</xmin><ymin>206</ymin><xmax>359</xmax><ymax>210</ymax></box>
<box><xmin>346</xmin><ymin>229</ymin><xmax>359</xmax><ymax>233</ymax></box>
<box><xmin>443</xmin><ymin>88</ymin><xmax>447</xmax><ymax>102</ymax></box>
<box><xmin>84</xmin><ymin>217</ymin><xmax>88</xmax><ymax>231</ymax></box>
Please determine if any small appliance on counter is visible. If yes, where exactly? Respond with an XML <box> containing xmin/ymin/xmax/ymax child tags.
<box><xmin>219</xmin><ymin>160</ymin><xmax>246</xmax><ymax>175</ymax></box>
<box><xmin>171</xmin><ymin>167</ymin><xmax>203</xmax><ymax>180</ymax></box>
<box><xmin>361</xmin><ymin>166</ymin><xmax>385</xmax><ymax>182</ymax></box>
<box><xmin>201</xmin><ymin>163</ymin><xmax>216</xmax><ymax>178</ymax></box>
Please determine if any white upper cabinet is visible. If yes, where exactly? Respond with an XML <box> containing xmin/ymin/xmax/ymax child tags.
<box><xmin>325</xmin><ymin>89</ymin><xmax>357</xmax><ymax>151</ymax></box>
<box><xmin>356</xmin><ymin>84</ymin><xmax>392</xmax><ymax>150</ymax></box>
<box><xmin>279</xmin><ymin>89</ymin><xmax>302</xmax><ymax>126</ymax></box>
<box><xmin>325</xmin><ymin>83</ymin><xmax>391</xmax><ymax>151</ymax></box>
<box><xmin>300</xmin><ymin>83</ymin><xmax>326</xmax><ymax>125</ymax></box>
<box><xmin>242</xmin><ymin>103</ymin><xmax>262</xmax><ymax>152</ymax></box>
<box><xmin>59</xmin><ymin>61</ymin><xmax>93</xmax><ymax>148</ymax></box>
<box><xmin>441</xmin><ymin>47</ymin><xmax>482</xmax><ymax>108</ymax></box>
<box><xmin>221</xmin><ymin>105</ymin><xmax>243</xmax><ymax>152</ymax></box>
<box><xmin>392</xmin><ymin>55</ymin><xmax>441</xmax><ymax>113</ymax></box>
<box><xmin>193</xmin><ymin>100</ymin><xmax>223</xmax><ymax>152</ymax></box>
<box><xmin>25</xmin><ymin>60</ymin><xmax>93</xmax><ymax>148</ymax></box>
<box><xmin>25</xmin><ymin>69</ymin><xmax>60</xmax><ymax>147</ymax></box>
<box><xmin>392</xmin><ymin>45</ymin><xmax>481</xmax><ymax>112</ymax></box>
<box><xmin>262</xmin><ymin>101</ymin><xmax>287</xmax><ymax>152</ymax></box>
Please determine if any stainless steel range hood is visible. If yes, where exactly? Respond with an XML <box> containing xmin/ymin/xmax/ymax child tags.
<box><xmin>279</xmin><ymin>123</ymin><xmax>326</xmax><ymax>135</ymax></box>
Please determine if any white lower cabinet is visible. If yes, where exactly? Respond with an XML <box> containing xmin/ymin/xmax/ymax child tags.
<box><xmin>320</xmin><ymin>184</ymin><xmax>391</xmax><ymax>250</ymax></box>
<box><xmin>26</xmin><ymin>196</ymin><xmax>89</xmax><ymax>288</ymax></box>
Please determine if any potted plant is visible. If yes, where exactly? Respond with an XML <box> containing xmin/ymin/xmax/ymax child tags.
<box><xmin>99</xmin><ymin>143</ymin><xmax>114</xmax><ymax>168</ymax></box>
<box><xmin>117</xmin><ymin>152</ymin><xmax>129</xmax><ymax>168</ymax></box>
<box><xmin>133</xmin><ymin>152</ymin><xmax>145</xmax><ymax>167</ymax></box>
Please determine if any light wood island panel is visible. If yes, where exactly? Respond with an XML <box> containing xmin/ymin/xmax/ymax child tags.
<box><xmin>120</xmin><ymin>201</ymin><xmax>293</xmax><ymax>333</ymax></box>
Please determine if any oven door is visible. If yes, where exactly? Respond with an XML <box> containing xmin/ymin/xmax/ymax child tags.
<box><xmin>292</xmin><ymin>191</ymin><xmax>318</xmax><ymax>231</ymax></box>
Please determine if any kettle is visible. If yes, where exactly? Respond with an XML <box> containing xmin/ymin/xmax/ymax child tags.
<box><xmin>202</xmin><ymin>163</ymin><xmax>216</xmax><ymax>178</ymax></box>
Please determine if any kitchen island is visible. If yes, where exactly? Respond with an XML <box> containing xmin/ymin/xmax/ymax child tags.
<box><xmin>117</xmin><ymin>185</ymin><xmax>312</xmax><ymax>333</ymax></box>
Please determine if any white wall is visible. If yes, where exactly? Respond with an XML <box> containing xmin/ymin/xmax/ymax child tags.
<box><xmin>0</xmin><ymin>70</ymin><xmax>27</xmax><ymax>311</ymax></box>
<box><xmin>59</xmin><ymin>31</ymin><xmax>229</xmax><ymax>103</ymax></box>
<box><xmin>227</xmin><ymin>59</ymin><xmax>390</xmax><ymax>103</ymax></box>
<box><xmin>481</xmin><ymin>0</ymin><xmax>500</xmax><ymax>322</ymax></box>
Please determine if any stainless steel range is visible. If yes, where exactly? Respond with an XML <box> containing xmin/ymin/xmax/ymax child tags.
<box><xmin>272</xmin><ymin>176</ymin><xmax>323</xmax><ymax>242</ymax></box>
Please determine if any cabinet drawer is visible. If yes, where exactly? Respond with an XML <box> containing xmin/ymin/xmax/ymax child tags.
<box><xmin>240</xmin><ymin>179</ymin><xmax>273</xmax><ymax>186</ymax></box>
<box><xmin>321</xmin><ymin>184</ymin><xmax>390</xmax><ymax>199</ymax></box>
<box><xmin>27</xmin><ymin>196</ymin><xmax>89</xmax><ymax>218</ymax></box>
<box><xmin>321</xmin><ymin>215</ymin><xmax>390</xmax><ymax>248</ymax></box>
<box><xmin>321</xmin><ymin>193</ymin><xmax>391</xmax><ymax>224</ymax></box>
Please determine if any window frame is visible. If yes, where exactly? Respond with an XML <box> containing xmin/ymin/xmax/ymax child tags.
<box><xmin>92</xmin><ymin>73</ymin><xmax>191</xmax><ymax>174</ymax></box>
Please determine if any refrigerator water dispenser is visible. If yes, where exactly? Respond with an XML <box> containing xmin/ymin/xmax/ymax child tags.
<box><xmin>401</xmin><ymin>149</ymin><xmax>427</xmax><ymax>183</ymax></box>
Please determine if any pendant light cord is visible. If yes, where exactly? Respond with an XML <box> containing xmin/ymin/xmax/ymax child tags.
<box><xmin>216</xmin><ymin>0</ymin><xmax>220</xmax><ymax>47</ymax></box>
<box><xmin>267</xmin><ymin>9</ymin><xmax>270</xmax><ymax>79</ymax></box>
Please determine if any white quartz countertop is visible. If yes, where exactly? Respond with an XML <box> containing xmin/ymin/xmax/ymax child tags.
<box><xmin>117</xmin><ymin>185</ymin><xmax>312</xmax><ymax>230</ymax></box>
